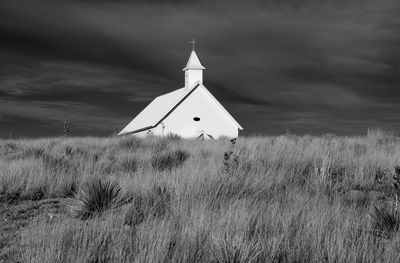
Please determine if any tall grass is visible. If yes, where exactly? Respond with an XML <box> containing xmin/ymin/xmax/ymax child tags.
<box><xmin>1</xmin><ymin>133</ymin><xmax>400</xmax><ymax>262</ymax></box>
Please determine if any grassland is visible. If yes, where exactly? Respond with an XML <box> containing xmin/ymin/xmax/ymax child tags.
<box><xmin>1</xmin><ymin>131</ymin><xmax>400</xmax><ymax>262</ymax></box>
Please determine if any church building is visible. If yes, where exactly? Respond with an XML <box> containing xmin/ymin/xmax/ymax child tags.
<box><xmin>118</xmin><ymin>45</ymin><xmax>243</xmax><ymax>139</ymax></box>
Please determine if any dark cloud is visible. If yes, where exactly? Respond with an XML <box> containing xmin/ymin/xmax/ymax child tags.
<box><xmin>0</xmin><ymin>0</ymin><xmax>399</xmax><ymax>137</ymax></box>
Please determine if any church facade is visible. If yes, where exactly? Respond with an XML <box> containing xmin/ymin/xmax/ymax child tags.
<box><xmin>118</xmin><ymin>49</ymin><xmax>243</xmax><ymax>139</ymax></box>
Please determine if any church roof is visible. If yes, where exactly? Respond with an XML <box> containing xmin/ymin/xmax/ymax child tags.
<box><xmin>118</xmin><ymin>82</ymin><xmax>243</xmax><ymax>135</ymax></box>
<box><xmin>182</xmin><ymin>50</ymin><xmax>205</xmax><ymax>71</ymax></box>
<box><xmin>118</xmin><ymin>87</ymin><xmax>188</xmax><ymax>135</ymax></box>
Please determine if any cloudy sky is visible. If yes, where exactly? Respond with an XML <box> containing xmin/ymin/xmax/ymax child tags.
<box><xmin>0</xmin><ymin>0</ymin><xmax>399</xmax><ymax>138</ymax></box>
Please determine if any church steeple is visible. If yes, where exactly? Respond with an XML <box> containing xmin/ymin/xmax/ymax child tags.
<box><xmin>183</xmin><ymin>39</ymin><xmax>205</xmax><ymax>89</ymax></box>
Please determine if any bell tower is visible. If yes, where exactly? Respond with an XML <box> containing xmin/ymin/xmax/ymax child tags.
<box><xmin>183</xmin><ymin>39</ymin><xmax>205</xmax><ymax>89</ymax></box>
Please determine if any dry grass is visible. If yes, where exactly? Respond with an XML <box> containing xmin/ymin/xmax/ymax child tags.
<box><xmin>1</xmin><ymin>131</ymin><xmax>400</xmax><ymax>262</ymax></box>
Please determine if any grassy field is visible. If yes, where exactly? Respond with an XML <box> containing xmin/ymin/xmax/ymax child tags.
<box><xmin>1</xmin><ymin>131</ymin><xmax>400</xmax><ymax>262</ymax></box>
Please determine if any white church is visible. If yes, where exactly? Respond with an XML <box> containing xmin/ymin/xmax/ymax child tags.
<box><xmin>118</xmin><ymin>46</ymin><xmax>243</xmax><ymax>139</ymax></box>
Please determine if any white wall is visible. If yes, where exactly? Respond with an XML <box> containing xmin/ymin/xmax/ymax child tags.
<box><xmin>185</xmin><ymin>69</ymin><xmax>203</xmax><ymax>89</ymax></box>
<box><xmin>136</xmin><ymin>86</ymin><xmax>238</xmax><ymax>139</ymax></box>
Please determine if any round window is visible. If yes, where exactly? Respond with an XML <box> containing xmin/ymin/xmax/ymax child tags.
<box><xmin>193</xmin><ymin>117</ymin><xmax>200</xmax><ymax>121</ymax></box>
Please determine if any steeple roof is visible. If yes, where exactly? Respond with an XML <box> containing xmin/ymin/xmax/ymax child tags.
<box><xmin>183</xmin><ymin>50</ymin><xmax>205</xmax><ymax>71</ymax></box>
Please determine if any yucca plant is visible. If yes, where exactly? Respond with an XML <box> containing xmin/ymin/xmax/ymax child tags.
<box><xmin>64</xmin><ymin>120</ymin><xmax>70</xmax><ymax>137</ymax></box>
<box><xmin>210</xmin><ymin>233</ymin><xmax>263</xmax><ymax>263</ymax></box>
<box><xmin>69</xmin><ymin>177</ymin><xmax>129</xmax><ymax>219</ymax></box>
<box><xmin>370</xmin><ymin>205</ymin><xmax>400</xmax><ymax>238</ymax></box>
<box><xmin>368</xmin><ymin>166</ymin><xmax>400</xmax><ymax>239</ymax></box>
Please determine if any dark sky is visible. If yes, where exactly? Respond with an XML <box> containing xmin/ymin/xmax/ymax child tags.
<box><xmin>0</xmin><ymin>0</ymin><xmax>399</xmax><ymax>138</ymax></box>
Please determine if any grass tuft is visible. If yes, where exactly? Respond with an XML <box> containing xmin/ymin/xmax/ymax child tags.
<box><xmin>210</xmin><ymin>233</ymin><xmax>263</xmax><ymax>263</ymax></box>
<box><xmin>41</xmin><ymin>154</ymin><xmax>71</xmax><ymax>172</ymax></box>
<box><xmin>166</xmin><ymin>133</ymin><xmax>181</xmax><ymax>141</ymax></box>
<box><xmin>370</xmin><ymin>205</ymin><xmax>400</xmax><ymax>238</ymax></box>
<box><xmin>119</xmin><ymin>157</ymin><xmax>138</xmax><ymax>172</ymax></box>
<box><xmin>69</xmin><ymin>177</ymin><xmax>129</xmax><ymax>219</ymax></box>
<box><xmin>124</xmin><ymin>185</ymin><xmax>172</xmax><ymax>227</ymax></box>
<box><xmin>118</xmin><ymin>136</ymin><xmax>142</xmax><ymax>150</ymax></box>
<box><xmin>151</xmin><ymin>150</ymin><xmax>190</xmax><ymax>171</ymax></box>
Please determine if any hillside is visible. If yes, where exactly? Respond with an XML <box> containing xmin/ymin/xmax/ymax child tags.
<box><xmin>1</xmin><ymin>133</ymin><xmax>400</xmax><ymax>262</ymax></box>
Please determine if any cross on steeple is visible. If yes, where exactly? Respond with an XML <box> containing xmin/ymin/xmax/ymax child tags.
<box><xmin>189</xmin><ymin>38</ymin><xmax>197</xmax><ymax>51</ymax></box>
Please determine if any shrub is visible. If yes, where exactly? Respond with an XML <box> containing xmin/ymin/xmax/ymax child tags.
<box><xmin>223</xmin><ymin>150</ymin><xmax>239</xmax><ymax>174</ymax></box>
<box><xmin>374</xmin><ymin>168</ymin><xmax>387</xmax><ymax>184</ymax></box>
<box><xmin>328</xmin><ymin>165</ymin><xmax>345</xmax><ymax>186</ymax></box>
<box><xmin>69</xmin><ymin>177</ymin><xmax>129</xmax><ymax>219</ymax></box>
<box><xmin>151</xmin><ymin>150</ymin><xmax>189</xmax><ymax>171</ymax></box>
<box><xmin>25</xmin><ymin>186</ymin><xmax>46</xmax><ymax>201</ymax></box>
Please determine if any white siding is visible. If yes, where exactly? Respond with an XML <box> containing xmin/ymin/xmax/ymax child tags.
<box><xmin>153</xmin><ymin>86</ymin><xmax>238</xmax><ymax>138</ymax></box>
<box><xmin>185</xmin><ymin>69</ymin><xmax>203</xmax><ymax>90</ymax></box>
